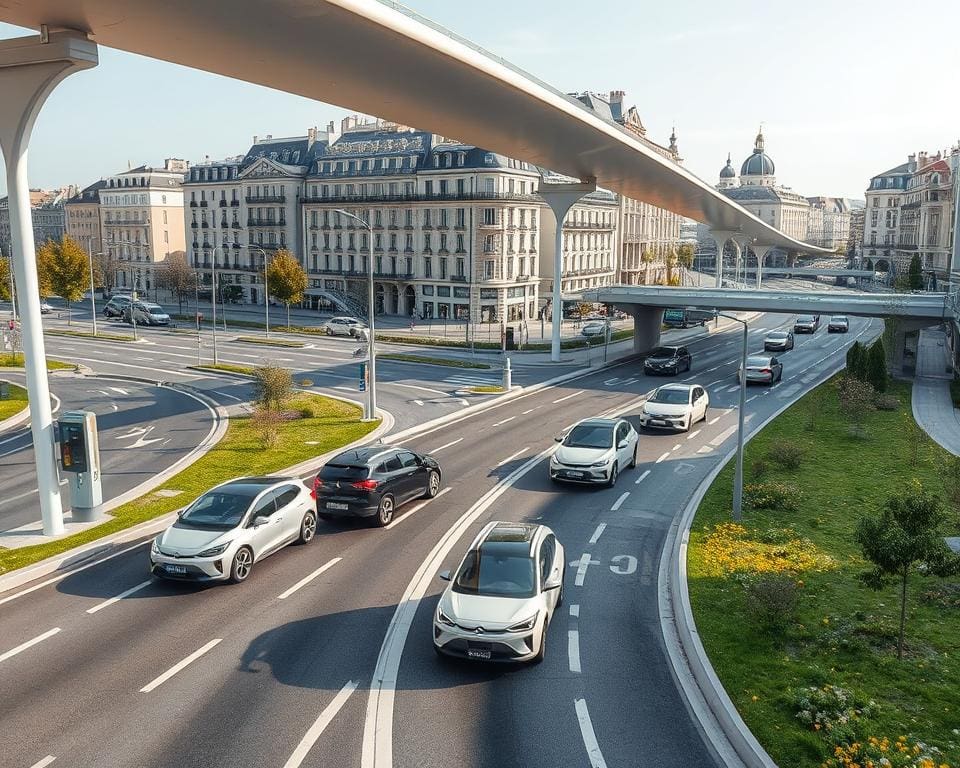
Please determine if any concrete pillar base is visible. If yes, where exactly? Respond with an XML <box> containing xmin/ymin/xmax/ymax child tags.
<box><xmin>633</xmin><ymin>307</ymin><xmax>664</xmax><ymax>355</ymax></box>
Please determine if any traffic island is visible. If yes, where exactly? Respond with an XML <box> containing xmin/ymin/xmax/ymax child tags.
<box><xmin>0</xmin><ymin>393</ymin><xmax>379</xmax><ymax>574</ymax></box>
<box><xmin>686</xmin><ymin>379</ymin><xmax>960</xmax><ymax>767</ymax></box>
<box><xmin>45</xmin><ymin>329</ymin><xmax>135</xmax><ymax>342</ymax></box>
<box><xmin>233</xmin><ymin>336</ymin><xmax>306</xmax><ymax>348</ymax></box>
<box><xmin>0</xmin><ymin>381</ymin><xmax>27</xmax><ymax>424</ymax></box>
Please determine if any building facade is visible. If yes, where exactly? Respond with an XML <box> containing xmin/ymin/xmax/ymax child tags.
<box><xmin>65</xmin><ymin>180</ymin><xmax>107</xmax><ymax>258</ymax></box>
<box><xmin>805</xmin><ymin>197</ymin><xmax>851</xmax><ymax>250</ymax></box>
<box><xmin>863</xmin><ymin>156</ymin><xmax>915</xmax><ymax>271</ymax></box>
<box><xmin>898</xmin><ymin>153</ymin><xmax>954</xmax><ymax>283</ymax></box>
<box><xmin>0</xmin><ymin>188</ymin><xmax>71</xmax><ymax>256</ymax></box>
<box><xmin>101</xmin><ymin>160</ymin><xmax>187</xmax><ymax>292</ymax></box>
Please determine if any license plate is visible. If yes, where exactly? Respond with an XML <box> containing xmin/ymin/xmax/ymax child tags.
<box><xmin>165</xmin><ymin>564</ymin><xmax>187</xmax><ymax>574</ymax></box>
<box><xmin>650</xmin><ymin>419</ymin><xmax>667</xmax><ymax>426</ymax></box>
<box><xmin>327</xmin><ymin>502</ymin><xmax>349</xmax><ymax>510</ymax></box>
<box><xmin>467</xmin><ymin>648</ymin><xmax>492</xmax><ymax>660</ymax></box>
<box><xmin>566</xmin><ymin>471</ymin><xmax>584</xmax><ymax>478</ymax></box>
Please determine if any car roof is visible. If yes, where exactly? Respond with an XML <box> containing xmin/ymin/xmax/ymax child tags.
<box><xmin>333</xmin><ymin>316</ymin><xmax>359</xmax><ymax>321</ymax></box>
<box><xmin>657</xmin><ymin>383</ymin><xmax>693</xmax><ymax>392</ymax></box>
<box><xmin>766</xmin><ymin>329</ymin><xmax>789</xmax><ymax>335</ymax></box>
<box><xmin>471</xmin><ymin>521</ymin><xmax>544</xmax><ymax>556</ymax></box>
<box><xmin>572</xmin><ymin>417</ymin><xmax>618</xmax><ymax>428</ymax></box>
<box><xmin>327</xmin><ymin>444</ymin><xmax>400</xmax><ymax>467</ymax></box>
<box><xmin>211</xmin><ymin>477</ymin><xmax>296</xmax><ymax>496</ymax></box>
<box><xmin>649</xmin><ymin>346</ymin><xmax>679</xmax><ymax>353</ymax></box>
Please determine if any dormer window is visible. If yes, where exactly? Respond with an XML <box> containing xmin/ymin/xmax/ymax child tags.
<box><xmin>457</xmin><ymin>152</ymin><xmax>466</xmax><ymax>167</ymax></box>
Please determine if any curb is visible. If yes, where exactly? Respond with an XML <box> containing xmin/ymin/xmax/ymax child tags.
<box><xmin>658</xmin><ymin>319</ymin><xmax>881</xmax><ymax>768</ymax></box>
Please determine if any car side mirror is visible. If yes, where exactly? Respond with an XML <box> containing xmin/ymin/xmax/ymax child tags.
<box><xmin>544</xmin><ymin>571</ymin><xmax>562</xmax><ymax>590</ymax></box>
<box><xmin>252</xmin><ymin>515</ymin><xmax>270</xmax><ymax>528</ymax></box>
<box><xmin>554</xmin><ymin>435</ymin><xmax>564</xmax><ymax>443</ymax></box>
<box><xmin>439</xmin><ymin>569</ymin><xmax>451</xmax><ymax>582</ymax></box>
<box><xmin>617</xmin><ymin>439</ymin><xmax>628</xmax><ymax>449</ymax></box>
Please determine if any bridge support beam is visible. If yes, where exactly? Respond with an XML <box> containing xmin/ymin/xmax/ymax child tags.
<box><xmin>753</xmin><ymin>245</ymin><xmax>772</xmax><ymax>289</ymax></box>
<box><xmin>632</xmin><ymin>306</ymin><xmax>664</xmax><ymax>355</ymax></box>
<box><xmin>710</xmin><ymin>231</ymin><xmax>736</xmax><ymax>288</ymax></box>
<box><xmin>0</xmin><ymin>30</ymin><xmax>98</xmax><ymax>537</ymax></box>
<box><xmin>541</xmin><ymin>180</ymin><xmax>596</xmax><ymax>362</ymax></box>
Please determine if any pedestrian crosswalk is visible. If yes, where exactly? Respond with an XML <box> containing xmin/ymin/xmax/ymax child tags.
<box><xmin>443</xmin><ymin>373</ymin><xmax>502</xmax><ymax>387</ymax></box>
<box><xmin>603</xmin><ymin>377</ymin><xmax>639</xmax><ymax>387</ymax></box>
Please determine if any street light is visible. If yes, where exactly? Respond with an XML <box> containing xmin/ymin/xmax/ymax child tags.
<box><xmin>244</xmin><ymin>243</ymin><xmax>271</xmax><ymax>336</ymax></box>
<box><xmin>712</xmin><ymin>309</ymin><xmax>748</xmax><ymax>521</ymax></box>
<box><xmin>333</xmin><ymin>208</ymin><xmax>377</xmax><ymax>421</ymax></box>
<box><xmin>211</xmin><ymin>244</ymin><xmax>230</xmax><ymax>365</ymax></box>
<box><xmin>84</xmin><ymin>238</ymin><xmax>101</xmax><ymax>337</ymax></box>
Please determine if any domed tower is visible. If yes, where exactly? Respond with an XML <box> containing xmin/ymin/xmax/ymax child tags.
<box><xmin>718</xmin><ymin>153</ymin><xmax>736</xmax><ymax>189</ymax></box>
<box><xmin>739</xmin><ymin>127</ymin><xmax>776</xmax><ymax>187</ymax></box>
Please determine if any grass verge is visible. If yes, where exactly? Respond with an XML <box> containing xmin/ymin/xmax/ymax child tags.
<box><xmin>466</xmin><ymin>385</ymin><xmax>504</xmax><ymax>394</ymax></box>
<box><xmin>187</xmin><ymin>363</ymin><xmax>255</xmax><ymax>376</ymax></box>
<box><xmin>378</xmin><ymin>353</ymin><xmax>491</xmax><ymax>369</ymax></box>
<box><xmin>687</xmin><ymin>379</ymin><xmax>960</xmax><ymax>767</ymax></box>
<box><xmin>46</xmin><ymin>329</ymin><xmax>133</xmax><ymax>342</ymax></box>
<box><xmin>0</xmin><ymin>353</ymin><xmax>74</xmax><ymax>371</ymax></box>
<box><xmin>0</xmin><ymin>393</ymin><xmax>377</xmax><ymax>574</ymax></box>
<box><xmin>0</xmin><ymin>381</ymin><xmax>28</xmax><ymax>421</ymax></box>
<box><xmin>234</xmin><ymin>336</ymin><xmax>305</xmax><ymax>348</ymax></box>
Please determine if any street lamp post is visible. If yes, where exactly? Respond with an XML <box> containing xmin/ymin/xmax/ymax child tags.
<box><xmin>86</xmin><ymin>239</ymin><xmax>100</xmax><ymax>337</ymax></box>
<box><xmin>334</xmin><ymin>208</ymin><xmax>377</xmax><ymax>421</ymax></box>
<box><xmin>245</xmin><ymin>243</ymin><xmax>270</xmax><ymax>336</ymax></box>
<box><xmin>211</xmin><ymin>245</ymin><xmax>228</xmax><ymax>365</ymax></box>
<box><xmin>714</xmin><ymin>310</ymin><xmax>748</xmax><ymax>521</ymax></box>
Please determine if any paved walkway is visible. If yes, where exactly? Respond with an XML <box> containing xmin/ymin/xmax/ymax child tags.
<box><xmin>912</xmin><ymin>328</ymin><xmax>960</xmax><ymax>456</ymax></box>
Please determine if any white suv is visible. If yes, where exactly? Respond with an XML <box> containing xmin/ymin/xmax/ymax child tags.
<box><xmin>323</xmin><ymin>316</ymin><xmax>366</xmax><ymax>336</ymax></box>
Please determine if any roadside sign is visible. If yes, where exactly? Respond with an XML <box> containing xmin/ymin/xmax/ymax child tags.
<box><xmin>359</xmin><ymin>362</ymin><xmax>367</xmax><ymax>392</ymax></box>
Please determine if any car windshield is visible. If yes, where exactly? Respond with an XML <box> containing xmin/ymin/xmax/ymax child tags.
<box><xmin>796</xmin><ymin>315</ymin><xmax>815</xmax><ymax>322</ymax></box>
<box><xmin>831</xmin><ymin>316</ymin><xmax>847</xmax><ymax>322</ymax></box>
<box><xmin>747</xmin><ymin>356</ymin><xmax>772</xmax><ymax>367</ymax></box>
<box><xmin>564</xmin><ymin>423</ymin><xmax>613</xmax><ymax>449</ymax></box>
<box><xmin>178</xmin><ymin>491</ymin><xmax>253</xmax><ymax>530</ymax></box>
<box><xmin>648</xmin><ymin>347</ymin><xmax>677</xmax><ymax>358</ymax></box>
<box><xmin>453</xmin><ymin>549</ymin><xmax>536</xmax><ymax>598</ymax></box>
<box><xmin>767</xmin><ymin>331</ymin><xmax>788</xmax><ymax>339</ymax></box>
<box><xmin>143</xmin><ymin>304</ymin><xmax>163</xmax><ymax>313</ymax></box>
<box><xmin>650</xmin><ymin>388</ymin><xmax>690</xmax><ymax>404</ymax></box>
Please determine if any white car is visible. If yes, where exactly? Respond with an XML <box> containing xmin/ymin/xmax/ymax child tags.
<box><xmin>149</xmin><ymin>477</ymin><xmax>316</xmax><ymax>584</ymax></box>
<box><xmin>433</xmin><ymin>521</ymin><xmax>565</xmax><ymax>663</ymax></box>
<box><xmin>549</xmin><ymin>417</ymin><xmax>638</xmax><ymax>486</ymax></box>
<box><xmin>581</xmin><ymin>320</ymin><xmax>609</xmax><ymax>337</ymax></box>
<box><xmin>323</xmin><ymin>316</ymin><xmax>366</xmax><ymax>337</ymax></box>
<box><xmin>640</xmin><ymin>383</ymin><xmax>709</xmax><ymax>432</ymax></box>
<box><xmin>39</xmin><ymin>302</ymin><xmax>53</xmax><ymax>314</ymax></box>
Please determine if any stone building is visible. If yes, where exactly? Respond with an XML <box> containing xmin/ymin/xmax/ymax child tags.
<box><xmin>65</xmin><ymin>180</ymin><xmax>107</xmax><ymax>258</ymax></box>
<box><xmin>0</xmin><ymin>188</ymin><xmax>71</xmax><ymax>257</ymax></box>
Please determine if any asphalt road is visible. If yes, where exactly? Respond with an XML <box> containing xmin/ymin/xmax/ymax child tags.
<box><xmin>0</xmin><ymin>374</ymin><xmax>217</xmax><ymax>533</ymax></box>
<box><xmin>0</xmin><ymin>310</ymin><xmax>879</xmax><ymax>768</ymax></box>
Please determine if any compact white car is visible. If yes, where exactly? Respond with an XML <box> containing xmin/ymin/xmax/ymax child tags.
<box><xmin>580</xmin><ymin>320</ymin><xmax>609</xmax><ymax>337</ymax></box>
<box><xmin>640</xmin><ymin>383</ymin><xmax>709</xmax><ymax>432</ymax></box>
<box><xmin>433</xmin><ymin>521</ymin><xmax>565</xmax><ymax>663</ymax></box>
<box><xmin>149</xmin><ymin>477</ymin><xmax>316</xmax><ymax>584</ymax></box>
<box><xmin>323</xmin><ymin>316</ymin><xmax>366</xmax><ymax>336</ymax></box>
<box><xmin>549</xmin><ymin>417</ymin><xmax>638</xmax><ymax>486</ymax></box>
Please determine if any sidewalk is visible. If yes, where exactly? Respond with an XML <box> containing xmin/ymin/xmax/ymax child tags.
<box><xmin>912</xmin><ymin>328</ymin><xmax>960</xmax><ymax>457</ymax></box>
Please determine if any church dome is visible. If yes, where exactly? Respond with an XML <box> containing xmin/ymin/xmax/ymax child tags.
<box><xmin>720</xmin><ymin>153</ymin><xmax>736</xmax><ymax>178</ymax></box>
<box><xmin>740</xmin><ymin>128</ymin><xmax>775</xmax><ymax>177</ymax></box>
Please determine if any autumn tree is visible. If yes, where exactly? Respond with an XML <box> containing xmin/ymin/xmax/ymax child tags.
<box><xmin>0</xmin><ymin>256</ymin><xmax>11</xmax><ymax>303</ymax></box>
<box><xmin>265</xmin><ymin>249</ymin><xmax>307</xmax><ymax>328</ymax></box>
<box><xmin>36</xmin><ymin>235</ymin><xmax>89</xmax><ymax>324</ymax></box>
<box><xmin>640</xmin><ymin>248</ymin><xmax>656</xmax><ymax>285</ymax></box>
<box><xmin>156</xmin><ymin>251</ymin><xmax>196</xmax><ymax>316</ymax></box>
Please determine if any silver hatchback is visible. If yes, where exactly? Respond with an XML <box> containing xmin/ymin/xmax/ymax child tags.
<box><xmin>737</xmin><ymin>354</ymin><xmax>783</xmax><ymax>385</ymax></box>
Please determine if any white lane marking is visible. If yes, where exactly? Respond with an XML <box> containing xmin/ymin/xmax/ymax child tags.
<box><xmin>107</xmin><ymin>386</ymin><xmax>129</xmax><ymax>395</ymax></box>
<box><xmin>491</xmin><ymin>416</ymin><xmax>515</xmax><ymax>427</ymax></box>
<box><xmin>635</xmin><ymin>469</ymin><xmax>651</xmax><ymax>485</ymax></box>
<box><xmin>682</xmin><ymin>375</ymin><xmax>696</xmax><ymax>382</ymax></box>
<box><xmin>725</xmin><ymin>385</ymin><xmax>739</xmax><ymax>393</ymax></box>
<box><xmin>0</xmin><ymin>429</ymin><xmax>30</xmax><ymax>447</ymax></box>
<box><xmin>333</xmin><ymin>386</ymin><xmax>354</xmax><ymax>392</ymax></box>
<box><xmin>697</xmin><ymin>446</ymin><xmax>714</xmax><ymax>454</ymax></box>
<box><xmin>611</xmin><ymin>492</ymin><xmax>629</xmax><ymax>511</ymax></box>
<box><xmin>569</xmin><ymin>603</ymin><xmax>580</xmax><ymax>618</ymax></box>
<box><xmin>710</xmin><ymin>424</ymin><xmax>738</xmax><ymax>446</ymax></box>
<box><xmin>496</xmin><ymin>446</ymin><xmax>528</xmax><ymax>467</ymax></box>
<box><xmin>211</xmin><ymin>390</ymin><xmax>243</xmax><ymax>402</ymax></box>
<box><xmin>575</xmin><ymin>698</ymin><xmax>609</xmax><ymax>768</ymax></box>
<box><xmin>708</xmin><ymin>416</ymin><xmax>721</xmax><ymax>425</ymax></box>
<box><xmin>552</xmin><ymin>390</ymin><xmax>584</xmax><ymax>404</ymax></box>
<box><xmin>672</xmin><ymin>444</ymin><xmax>682</xmax><ymax>452</ymax></box>
<box><xmin>65</xmin><ymin>356</ymin><xmax>201</xmax><ymax>379</ymax></box>
<box><xmin>588</xmin><ymin>523</ymin><xmax>607</xmax><ymax>544</ymax></box>
<box><xmin>0</xmin><ymin>627</ymin><xmax>61</xmax><ymax>663</ymax></box>
<box><xmin>573</xmin><ymin>553</ymin><xmax>598</xmax><ymax>587</ymax></box>
<box><xmin>746</xmin><ymin>395</ymin><xmax>758</xmax><ymax>403</ymax></box>
<box><xmin>610</xmin><ymin>555</ymin><xmax>638</xmax><ymax>575</ymax></box>
<box><xmin>282</xmin><ymin>680</ymin><xmax>359</xmax><ymax>768</ymax></box>
<box><xmin>568</xmin><ymin>630</ymin><xmax>582</xmax><ymax>673</ymax></box>
<box><xmin>277</xmin><ymin>558</ymin><xmax>342</xmax><ymax>600</ymax></box>
<box><xmin>383</xmin><ymin>487</ymin><xmax>450</xmax><ymax>531</ymax></box>
<box><xmin>687</xmin><ymin>429</ymin><xmax>701</xmax><ymax>440</ymax></box>
<box><xmin>655</xmin><ymin>452</ymin><xmax>669</xmax><ymax>464</ymax></box>
<box><xmin>521</xmin><ymin>405</ymin><xmax>542</xmax><ymax>415</ymax></box>
<box><xmin>427</xmin><ymin>437</ymin><xmax>462</xmax><ymax>454</ymax></box>
<box><xmin>360</xmin><ymin>445</ymin><xmax>557</xmax><ymax>768</ymax></box>
<box><xmin>389</xmin><ymin>382</ymin><xmax>449</xmax><ymax>397</ymax></box>
<box><xmin>707</xmin><ymin>379</ymin><xmax>725</xmax><ymax>387</ymax></box>
<box><xmin>414</xmin><ymin>399</ymin><xmax>424</xmax><ymax>407</ymax></box>
<box><xmin>28</xmin><ymin>757</ymin><xmax>56</xmax><ymax>768</ymax></box>
<box><xmin>86</xmin><ymin>579</ymin><xmax>152</xmax><ymax>615</ymax></box>
<box><xmin>139</xmin><ymin>638</ymin><xmax>222</xmax><ymax>693</ymax></box>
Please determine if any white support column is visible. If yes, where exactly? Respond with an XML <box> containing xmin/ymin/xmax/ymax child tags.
<box><xmin>711</xmin><ymin>230</ymin><xmax>735</xmax><ymax>288</ymax></box>
<box><xmin>730</xmin><ymin>240</ymin><xmax>742</xmax><ymax>286</ymax></box>
<box><xmin>540</xmin><ymin>180</ymin><xmax>596</xmax><ymax>362</ymax></box>
<box><xmin>0</xmin><ymin>31</ymin><xmax>98</xmax><ymax>537</ymax></box>
<box><xmin>753</xmin><ymin>245</ymin><xmax>772</xmax><ymax>289</ymax></box>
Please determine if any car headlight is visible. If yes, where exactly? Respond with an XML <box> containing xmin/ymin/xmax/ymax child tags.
<box><xmin>151</xmin><ymin>537</ymin><xmax>161</xmax><ymax>555</ymax></box>
<box><xmin>588</xmin><ymin>459</ymin><xmax>610</xmax><ymax>468</ymax></box>
<box><xmin>436</xmin><ymin>606</ymin><xmax>457</xmax><ymax>628</ymax></box>
<box><xmin>506</xmin><ymin>614</ymin><xmax>538</xmax><ymax>632</ymax></box>
<box><xmin>197</xmin><ymin>542</ymin><xmax>230</xmax><ymax>558</ymax></box>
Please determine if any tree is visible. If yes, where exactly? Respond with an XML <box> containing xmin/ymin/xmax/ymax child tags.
<box><xmin>676</xmin><ymin>243</ymin><xmax>695</xmax><ymax>270</ymax></box>
<box><xmin>837</xmin><ymin>375</ymin><xmax>874</xmax><ymax>427</ymax></box>
<box><xmin>94</xmin><ymin>250</ymin><xmax>120</xmax><ymax>296</ymax></box>
<box><xmin>908</xmin><ymin>253</ymin><xmax>923</xmax><ymax>290</ymax></box>
<box><xmin>640</xmin><ymin>248</ymin><xmax>656</xmax><ymax>285</ymax></box>
<box><xmin>155</xmin><ymin>251</ymin><xmax>196</xmax><ymax>316</ymax></box>
<box><xmin>866</xmin><ymin>338</ymin><xmax>888</xmax><ymax>393</ymax></box>
<box><xmin>265</xmin><ymin>249</ymin><xmax>307</xmax><ymax>328</ymax></box>
<box><xmin>856</xmin><ymin>480</ymin><xmax>960</xmax><ymax>659</ymax></box>
<box><xmin>845</xmin><ymin>340</ymin><xmax>866</xmax><ymax>381</ymax></box>
<box><xmin>252</xmin><ymin>364</ymin><xmax>293</xmax><ymax>412</ymax></box>
<box><xmin>663</xmin><ymin>249</ymin><xmax>679</xmax><ymax>285</ymax></box>
<box><xmin>0</xmin><ymin>256</ymin><xmax>11</xmax><ymax>303</ymax></box>
<box><xmin>36</xmin><ymin>235</ymin><xmax>89</xmax><ymax>324</ymax></box>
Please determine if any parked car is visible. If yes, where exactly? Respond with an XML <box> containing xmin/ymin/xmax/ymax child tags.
<box><xmin>313</xmin><ymin>445</ymin><xmax>442</xmax><ymax>526</ymax></box>
<box><xmin>738</xmin><ymin>354</ymin><xmax>783</xmax><ymax>385</ymax></box>
<box><xmin>433</xmin><ymin>521</ymin><xmax>564</xmax><ymax>663</ymax></box>
<box><xmin>149</xmin><ymin>477</ymin><xmax>316</xmax><ymax>583</ymax></box>
<box><xmin>103</xmin><ymin>295</ymin><xmax>133</xmax><ymax>318</ymax></box>
<box><xmin>581</xmin><ymin>320</ymin><xmax>609</xmax><ymax>337</ymax></box>
<box><xmin>639</xmin><ymin>383</ymin><xmax>709</xmax><ymax>432</ymax></box>
<box><xmin>549</xmin><ymin>417</ymin><xmax>638</xmax><ymax>486</ymax></box>
<box><xmin>122</xmin><ymin>301</ymin><xmax>171</xmax><ymax>326</ymax></box>
<box><xmin>827</xmin><ymin>315</ymin><xmax>849</xmax><ymax>333</ymax></box>
<box><xmin>39</xmin><ymin>302</ymin><xmax>53</xmax><ymax>314</ymax></box>
<box><xmin>323</xmin><ymin>316</ymin><xmax>366</xmax><ymax>337</ymax></box>
<box><xmin>763</xmin><ymin>330</ymin><xmax>795</xmax><ymax>352</ymax></box>
<box><xmin>793</xmin><ymin>314</ymin><xmax>820</xmax><ymax>334</ymax></box>
<box><xmin>643</xmin><ymin>345</ymin><xmax>692</xmax><ymax>375</ymax></box>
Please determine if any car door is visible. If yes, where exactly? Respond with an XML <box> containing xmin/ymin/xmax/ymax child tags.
<box><xmin>396</xmin><ymin>450</ymin><xmax>426</xmax><ymax>502</ymax></box>
<box><xmin>696</xmin><ymin>386</ymin><xmax>709</xmax><ymax>419</ymax></box>
<box><xmin>273</xmin><ymin>484</ymin><xmax>304</xmax><ymax>542</ymax></box>
<box><xmin>771</xmin><ymin>356</ymin><xmax>781</xmax><ymax>380</ymax></box>
<box><xmin>615</xmin><ymin>421</ymin><xmax>631</xmax><ymax>468</ymax></box>
<box><xmin>246</xmin><ymin>490</ymin><xmax>281</xmax><ymax>557</ymax></box>
<box><xmin>538</xmin><ymin>534</ymin><xmax>558</xmax><ymax>615</ymax></box>
<box><xmin>679</xmin><ymin>346</ymin><xmax>691</xmax><ymax>370</ymax></box>
<box><xmin>378</xmin><ymin>452</ymin><xmax>407</xmax><ymax>502</ymax></box>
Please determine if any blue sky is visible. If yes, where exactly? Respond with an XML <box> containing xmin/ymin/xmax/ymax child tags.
<box><xmin>1</xmin><ymin>0</ymin><xmax>957</xmax><ymax>200</ymax></box>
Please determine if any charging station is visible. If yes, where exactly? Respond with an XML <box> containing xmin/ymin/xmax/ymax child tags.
<box><xmin>57</xmin><ymin>410</ymin><xmax>103</xmax><ymax>522</ymax></box>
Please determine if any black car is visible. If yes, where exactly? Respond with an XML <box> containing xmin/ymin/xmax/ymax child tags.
<box><xmin>313</xmin><ymin>445</ymin><xmax>442</xmax><ymax>526</ymax></box>
<box><xmin>643</xmin><ymin>345</ymin><xmax>692</xmax><ymax>375</ymax></box>
<box><xmin>793</xmin><ymin>314</ymin><xmax>820</xmax><ymax>334</ymax></box>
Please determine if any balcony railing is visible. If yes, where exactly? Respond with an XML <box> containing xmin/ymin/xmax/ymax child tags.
<box><xmin>218</xmin><ymin>200</ymin><xmax>228</xmax><ymax>207</ymax></box>
<box><xmin>230</xmin><ymin>199</ymin><xmax>240</xmax><ymax>207</ymax></box>
<box><xmin>245</xmin><ymin>195</ymin><xmax>286</xmax><ymax>204</ymax></box>
<box><xmin>301</xmin><ymin>190</ymin><xmax>543</xmax><ymax>204</ymax></box>
<box><xmin>450</xmin><ymin>275</ymin><xmax>468</xmax><ymax>283</ymax></box>
<box><xmin>247</xmin><ymin>219</ymin><xmax>287</xmax><ymax>227</ymax></box>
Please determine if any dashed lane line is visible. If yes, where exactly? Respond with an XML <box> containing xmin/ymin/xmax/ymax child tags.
<box><xmin>383</xmin><ymin>488</ymin><xmax>451</xmax><ymax>531</ymax></box>
<box><xmin>28</xmin><ymin>757</ymin><xmax>56</xmax><ymax>768</ymax></box>
<box><xmin>0</xmin><ymin>627</ymin><xmax>61</xmax><ymax>663</ymax></box>
<box><xmin>496</xmin><ymin>447</ymin><xmax>529</xmax><ymax>467</ymax></box>
<box><xmin>282</xmin><ymin>681</ymin><xmax>359</xmax><ymax>768</ymax></box>
<box><xmin>552</xmin><ymin>390</ymin><xmax>584</xmax><ymax>404</ymax></box>
<box><xmin>686</xmin><ymin>430</ymin><xmax>701</xmax><ymax>440</ymax></box>
<box><xmin>86</xmin><ymin>580</ymin><xmax>152</xmax><ymax>615</ymax></box>
<box><xmin>707</xmin><ymin>416</ymin><xmax>721</xmax><ymax>425</ymax></box>
<box><xmin>277</xmin><ymin>558</ymin><xmax>342</xmax><ymax>600</ymax></box>
<box><xmin>655</xmin><ymin>452</ymin><xmax>669</xmax><ymax>464</ymax></box>
<box><xmin>575</xmin><ymin>698</ymin><xmax>609</xmax><ymax>768</ymax></box>
<box><xmin>635</xmin><ymin>469</ymin><xmax>651</xmax><ymax>485</ymax></box>
<box><xmin>611</xmin><ymin>492</ymin><xmax>629</xmax><ymax>511</ymax></box>
<box><xmin>139</xmin><ymin>638</ymin><xmax>222</xmax><ymax>693</ymax></box>
<box><xmin>568</xmin><ymin>630</ymin><xmax>582</xmax><ymax>673</ymax></box>
<box><xmin>427</xmin><ymin>438</ymin><xmax>462</xmax><ymax>454</ymax></box>
<box><xmin>588</xmin><ymin>523</ymin><xmax>606</xmax><ymax>544</ymax></box>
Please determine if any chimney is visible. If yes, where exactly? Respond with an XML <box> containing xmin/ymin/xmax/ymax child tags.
<box><xmin>608</xmin><ymin>90</ymin><xmax>624</xmax><ymax>106</ymax></box>
<box><xmin>254</xmin><ymin>135</ymin><xmax>258</xmax><ymax>144</ymax></box>
<box><xmin>327</xmin><ymin>120</ymin><xmax>336</xmax><ymax>135</ymax></box>
<box><xmin>307</xmin><ymin>127</ymin><xmax>316</xmax><ymax>148</ymax></box>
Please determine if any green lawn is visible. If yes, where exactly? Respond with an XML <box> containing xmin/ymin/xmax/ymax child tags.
<box><xmin>0</xmin><ymin>393</ymin><xmax>378</xmax><ymax>574</ymax></box>
<box><xmin>378</xmin><ymin>353</ymin><xmax>491</xmax><ymax>369</ymax></box>
<box><xmin>687</xmin><ymin>380</ymin><xmax>960</xmax><ymax>767</ymax></box>
<box><xmin>0</xmin><ymin>381</ymin><xmax>28</xmax><ymax>421</ymax></box>
<box><xmin>0</xmin><ymin>354</ymin><xmax>74</xmax><ymax>371</ymax></box>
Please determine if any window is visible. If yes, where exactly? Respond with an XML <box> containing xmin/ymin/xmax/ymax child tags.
<box><xmin>398</xmin><ymin>451</ymin><xmax>420</xmax><ymax>469</ymax></box>
<box><xmin>456</xmin><ymin>234</ymin><xmax>465</xmax><ymax>253</ymax></box>
<box><xmin>424</xmin><ymin>257</ymin><xmax>432</xmax><ymax>277</ymax></box>
<box><xmin>484</xmin><ymin>260</ymin><xmax>495</xmax><ymax>279</ymax></box>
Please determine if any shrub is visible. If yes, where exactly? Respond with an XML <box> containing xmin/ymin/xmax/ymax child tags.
<box><xmin>251</xmin><ymin>365</ymin><xmax>293</xmax><ymax>413</ymax></box>
<box><xmin>845</xmin><ymin>341</ymin><xmax>867</xmax><ymax>381</ymax></box>
<box><xmin>750</xmin><ymin>458</ymin><xmax>768</xmax><ymax>480</ymax></box>
<box><xmin>791</xmin><ymin>684</ymin><xmax>878</xmax><ymax>743</ymax></box>
<box><xmin>250</xmin><ymin>407</ymin><xmax>283</xmax><ymax>448</ymax></box>
<box><xmin>823</xmin><ymin>736</ymin><xmax>951</xmax><ymax>768</ymax></box>
<box><xmin>299</xmin><ymin>378</ymin><xmax>314</xmax><ymax>387</ymax></box>
<box><xmin>743</xmin><ymin>573</ymin><xmax>799</xmax><ymax>630</ymax></box>
<box><xmin>837</xmin><ymin>376</ymin><xmax>875</xmax><ymax>426</ymax></box>
<box><xmin>699</xmin><ymin>523</ymin><xmax>836</xmax><ymax>576</ymax></box>
<box><xmin>299</xmin><ymin>405</ymin><xmax>315</xmax><ymax>419</ymax></box>
<box><xmin>874</xmin><ymin>393</ymin><xmax>900</xmax><ymax>411</ymax></box>
<box><xmin>765</xmin><ymin>440</ymin><xmax>804</xmax><ymax>470</ymax></box>
<box><xmin>744</xmin><ymin>481</ymin><xmax>801</xmax><ymax>512</ymax></box>
<box><xmin>866</xmin><ymin>338</ymin><xmax>889</xmax><ymax>393</ymax></box>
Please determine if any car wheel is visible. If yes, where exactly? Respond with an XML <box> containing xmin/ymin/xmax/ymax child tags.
<box><xmin>374</xmin><ymin>495</ymin><xmax>395</xmax><ymax>527</ymax></box>
<box><xmin>424</xmin><ymin>470</ymin><xmax>441</xmax><ymax>498</ymax></box>
<box><xmin>686</xmin><ymin>359</ymin><xmax>692</xmax><ymax>372</ymax></box>
<box><xmin>532</xmin><ymin>627</ymin><xmax>547</xmax><ymax>664</ymax></box>
<box><xmin>349</xmin><ymin>328</ymin><xmax>356</xmax><ymax>337</ymax></box>
<box><xmin>229</xmin><ymin>546</ymin><xmax>254</xmax><ymax>583</ymax></box>
<box><xmin>607</xmin><ymin>463</ymin><xmax>618</xmax><ymax>487</ymax></box>
<box><xmin>628</xmin><ymin>448</ymin><xmax>637</xmax><ymax>469</ymax></box>
<box><xmin>297</xmin><ymin>511</ymin><xmax>317</xmax><ymax>544</ymax></box>
<box><xmin>325</xmin><ymin>327</ymin><xmax>333</xmax><ymax>336</ymax></box>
